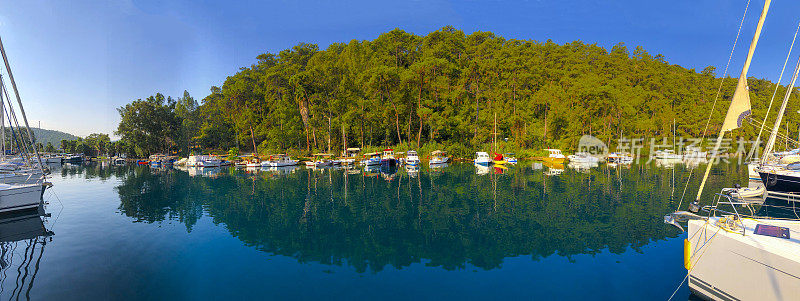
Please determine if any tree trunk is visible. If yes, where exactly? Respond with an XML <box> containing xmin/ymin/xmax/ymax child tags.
<box><xmin>543</xmin><ymin>109</ymin><xmax>548</xmax><ymax>143</ymax></box>
<box><xmin>249</xmin><ymin>125</ymin><xmax>258</xmax><ymax>156</ymax></box>
<box><xmin>390</xmin><ymin>100</ymin><xmax>403</xmax><ymax>145</ymax></box>
<box><xmin>298</xmin><ymin>95</ymin><xmax>311</xmax><ymax>152</ymax></box>
<box><xmin>312</xmin><ymin>128</ymin><xmax>318</xmax><ymax>151</ymax></box>
<box><xmin>360</xmin><ymin>117</ymin><xmax>364</xmax><ymax>149</ymax></box>
<box><xmin>417</xmin><ymin>73</ymin><xmax>424</xmax><ymax>146</ymax></box>
<box><xmin>327</xmin><ymin>115</ymin><xmax>332</xmax><ymax>154</ymax></box>
<box><xmin>341</xmin><ymin>121</ymin><xmax>346</xmax><ymax>156</ymax></box>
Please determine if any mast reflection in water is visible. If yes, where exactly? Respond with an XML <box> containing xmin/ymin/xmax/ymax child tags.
<box><xmin>0</xmin><ymin>208</ymin><xmax>52</xmax><ymax>300</ymax></box>
<box><xmin>18</xmin><ymin>161</ymin><xmax>747</xmax><ymax>299</ymax></box>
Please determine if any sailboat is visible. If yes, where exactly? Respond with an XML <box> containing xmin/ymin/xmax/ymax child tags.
<box><xmin>755</xmin><ymin>39</ymin><xmax>800</xmax><ymax>192</ymax></box>
<box><xmin>666</xmin><ymin>2</ymin><xmax>800</xmax><ymax>299</ymax></box>
<box><xmin>0</xmin><ymin>34</ymin><xmax>50</xmax><ymax>213</ymax></box>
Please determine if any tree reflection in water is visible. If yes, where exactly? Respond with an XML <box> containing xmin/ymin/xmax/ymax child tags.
<box><xmin>109</xmin><ymin>162</ymin><xmax>743</xmax><ymax>273</ymax></box>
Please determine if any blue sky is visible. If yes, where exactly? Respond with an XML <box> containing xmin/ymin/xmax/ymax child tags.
<box><xmin>0</xmin><ymin>0</ymin><xmax>796</xmax><ymax>137</ymax></box>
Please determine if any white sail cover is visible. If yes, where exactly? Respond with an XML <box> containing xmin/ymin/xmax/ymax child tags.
<box><xmin>721</xmin><ymin>76</ymin><xmax>751</xmax><ymax>132</ymax></box>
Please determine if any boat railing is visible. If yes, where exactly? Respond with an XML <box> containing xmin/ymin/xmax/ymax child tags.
<box><xmin>697</xmin><ymin>191</ymin><xmax>751</xmax><ymax>235</ymax></box>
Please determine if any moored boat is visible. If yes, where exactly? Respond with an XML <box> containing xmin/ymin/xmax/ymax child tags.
<box><xmin>474</xmin><ymin>152</ymin><xmax>491</xmax><ymax>165</ymax></box>
<box><xmin>663</xmin><ymin>2</ymin><xmax>800</xmax><ymax>299</ymax></box>
<box><xmin>307</xmin><ymin>153</ymin><xmax>334</xmax><ymax>168</ymax></box>
<box><xmin>541</xmin><ymin>149</ymin><xmax>567</xmax><ymax>164</ymax></box>
<box><xmin>186</xmin><ymin>155</ymin><xmax>221</xmax><ymax>167</ymax></box>
<box><xmin>380</xmin><ymin>149</ymin><xmax>397</xmax><ymax>167</ymax></box>
<box><xmin>566</xmin><ymin>152</ymin><xmax>599</xmax><ymax>164</ymax></box>
<box><xmin>361</xmin><ymin>152</ymin><xmax>382</xmax><ymax>166</ymax></box>
<box><xmin>429</xmin><ymin>150</ymin><xmax>449</xmax><ymax>165</ymax></box>
<box><xmin>492</xmin><ymin>153</ymin><xmax>506</xmax><ymax>165</ymax></box>
<box><xmin>261</xmin><ymin>154</ymin><xmax>298</xmax><ymax>167</ymax></box>
<box><xmin>607</xmin><ymin>152</ymin><xmax>634</xmax><ymax>164</ymax></box>
<box><xmin>654</xmin><ymin>149</ymin><xmax>682</xmax><ymax>160</ymax></box>
<box><xmin>405</xmin><ymin>150</ymin><xmax>420</xmax><ymax>167</ymax></box>
<box><xmin>504</xmin><ymin>153</ymin><xmax>517</xmax><ymax>164</ymax></box>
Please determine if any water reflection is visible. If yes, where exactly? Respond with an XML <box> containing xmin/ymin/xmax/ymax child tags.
<box><xmin>61</xmin><ymin>161</ymin><xmax>743</xmax><ymax>274</ymax></box>
<box><xmin>0</xmin><ymin>210</ymin><xmax>53</xmax><ymax>300</ymax></box>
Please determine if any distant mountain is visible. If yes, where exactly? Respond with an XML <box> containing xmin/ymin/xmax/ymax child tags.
<box><xmin>29</xmin><ymin>128</ymin><xmax>81</xmax><ymax>147</ymax></box>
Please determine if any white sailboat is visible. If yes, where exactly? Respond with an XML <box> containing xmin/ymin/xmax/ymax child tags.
<box><xmin>0</xmin><ymin>34</ymin><xmax>49</xmax><ymax>213</ymax></box>
<box><xmin>666</xmin><ymin>2</ymin><xmax>800</xmax><ymax>299</ymax></box>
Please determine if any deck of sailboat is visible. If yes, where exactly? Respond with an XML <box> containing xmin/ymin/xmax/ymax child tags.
<box><xmin>687</xmin><ymin>216</ymin><xmax>800</xmax><ymax>300</ymax></box>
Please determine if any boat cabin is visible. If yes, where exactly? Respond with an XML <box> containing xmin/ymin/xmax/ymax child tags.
<box><xmin>343</xmin><ymin>148</ymin><xmax>360</xmax><ymax>158</ymax></box>
<box><xmin>545</xmin><ymin>149</ymin><xmax>565</xmax><ymax>158</ymax></box>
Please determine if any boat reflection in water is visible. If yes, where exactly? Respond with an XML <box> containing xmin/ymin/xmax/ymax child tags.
<box><xmin>109</xmin><ymin>161</ymin><xmax>737</xmax><ymax>275</ymax></box>
<box><xmin>475</xmin><ymin>163</ymin><xmax>491</xmax><ymax>175</ymax></box>
<box><xmin>0</xmin><ymin>208</ymin><xmax>53</xmax><ymax>300</ymax></box>
<box><xmin>542</xmin><ymin>161</ymin><xmax>564</xmax><ymax>176</ymax></box>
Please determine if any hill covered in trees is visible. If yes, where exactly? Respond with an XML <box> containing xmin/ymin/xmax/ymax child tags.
<box><xmin>116</xmin><ymin>26</ymin><xmax>800</xmax><ymax>158</ymax></box>
<box><xmin>30</xmin><ymin>127</ymin><xmax>80</xmax><ymax>147</ymax></box>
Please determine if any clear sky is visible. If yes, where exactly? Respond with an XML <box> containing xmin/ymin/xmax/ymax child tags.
<box><xmin>0</xmin><ymin>0</ymin><xmax>797</xmax><ymax>138</ymax></box>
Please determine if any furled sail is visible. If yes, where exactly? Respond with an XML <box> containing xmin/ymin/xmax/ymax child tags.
<box><xmin>720</xmin><ymin>77</ymin><xmax>751</xmax><ymax>132</ymax></box>
<box><xmin>692</xmin><ymin>0</ymin><xmax>770</xmax><ymax>210</ymax></box>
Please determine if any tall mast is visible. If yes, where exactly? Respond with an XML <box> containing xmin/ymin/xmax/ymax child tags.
<box><xmin>0</xmin><ymin>34</ymin><xmax>44</xmax><ymax>173</ymax></box>
<box><xmin>762</xmin><ymin>55</ymin><xmax>800</xmax><ymax>162</ymax></box>
<box><xmin>0</xmin><ymin>75</ymin><xmax>4</xmax><ymax>161</ymax></box>
<box><xmin>693</xmin><ymin>0</ymin><xmax>770</xmax><ymax>211</ymax></box>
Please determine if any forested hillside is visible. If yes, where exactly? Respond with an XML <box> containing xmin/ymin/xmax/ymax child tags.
<box><xmin>117</xmin><ymin>26</ymin><xmax>800</xmax><ymax>157</ymax></box>
<box><xmin>30</xmin><ymin>127</ymin><xmax>80</xmax><ymax>147</ymax></box>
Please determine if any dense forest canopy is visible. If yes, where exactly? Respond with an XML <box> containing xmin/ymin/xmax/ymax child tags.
<box><xmin>117</xmin><ymin>26</ymin><xmax>800</xmax><ymax>158</ymax></box>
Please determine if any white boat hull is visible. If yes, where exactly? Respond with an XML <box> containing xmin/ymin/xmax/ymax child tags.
<box><xmin>0</xmin><ymin>172</ymin><xmax>43</xmax><ymax>185</ymax></box>
<box><xmin>687</xmin><ymin>217</ymin><xmax>800</xmax><ymax>301</ymax></box>
<box><xmin>0</xmin><ymin>184</ymin><xmax>44</xmax><ymax>213</ymax></box>
<box><xmin>430</xmin><ymin>157</ymin><xmax>450</xmax><ymax>165</ymax></box>
<box><xmin>262</xmin><ymin>160</ymin><xmax>297</xmax><ymax>167</ymax></box>
<box><xmin>474</xmin><ymin>159</ymin><xmax>491</xmax><ymax>165</ymax></box>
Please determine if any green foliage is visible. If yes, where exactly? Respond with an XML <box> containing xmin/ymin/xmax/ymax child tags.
<box><xmin>115</xmin><ymin>93</ymin><xmax>186</xmax><ymax>157</ymax></box>
<box><xmin>228</xmin><ymin>147</ymin><xmax>240</xmax><ymax>161</ymax></box>
<box><xmin>118</xmin><ymin>27</ymin><xmax>800</xmax><ymax>155</ymax></box>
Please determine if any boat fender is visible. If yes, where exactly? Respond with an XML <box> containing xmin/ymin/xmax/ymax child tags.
<box><xmin>684</xmin><ymin>239</ymin><xmax>692</xmax><ymax>270</ymax></box>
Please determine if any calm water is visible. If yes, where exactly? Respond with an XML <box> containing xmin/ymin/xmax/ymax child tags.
<box><xmin>0</xmin><ymin>160</ymin><xmax>749</xmax><ymax>300</ymax></box>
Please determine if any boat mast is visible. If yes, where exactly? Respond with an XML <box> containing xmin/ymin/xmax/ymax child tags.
<box><xmin>692</xmin><ymin>0</ymin><xmax>770</xmax><ymax>211</ymax></box>
<box><xmin>0</xmin><ymin>75</ymin><xmax>4</xmax><ymax>161</ymax></box>
<box><xmin>762</xmin><ymin>55</ymin><xmax>800</xmax><ymax>162</ymax></box>
<box><xmin>0</xmin><ymin>34</ymin><xmax>44</xmax><ymax>173</ymax></box>
<box><xmin>749</xmin><ymin>22</ymin><xmax>800</xmax><ymax>161</ymax></box>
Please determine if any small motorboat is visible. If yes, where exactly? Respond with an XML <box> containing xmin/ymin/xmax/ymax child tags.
<box><xmin>504</xmin><ymin>153</ymin><xmax>518</xmax><ymax>164</ymax></box>
<box><xmin>474</xmin><ymin>152</ymin><xmax>492</xmax><ymax>165</ymax></box>
<box><xmin>380</xmin><ymin>149</ymin><xmax>397</xmax><ymax>167</ymax></box>
<box><xmin>541</xmin><ymin>149</ymin><xmax>566</xmax><ymax>164</ymax></box>
<box><xmin>607</xmin><ymin>152</ymin><xmax>634</xmax><ymax>164</ymax></box>
<box><xmin>261</xmin><ymin>154</ymin><xmax>298</xmax><ymax>167</ymax></box>
<box><xmin>307</xmin><ymin>153</ymin><xmax>334</xmax><ymax>167</ymax></box>
<box><xmin>723</xmin><ymin>185</ymin><xmax>766</xmax><ymax>199</ymax></box>
<box><xmin>567</xmin><ymin>152</ymin><xmax>599</xmax><ymax>164</ymax></box>
<box><xmin>405</xmin><ymin>151</ymin><xmax>420</xmax><ymax>167</ymax></box>
<box><xmin>429</xmin><ymin>150</ymin><xmax>450</xmax><ymax>165</ymax></box>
